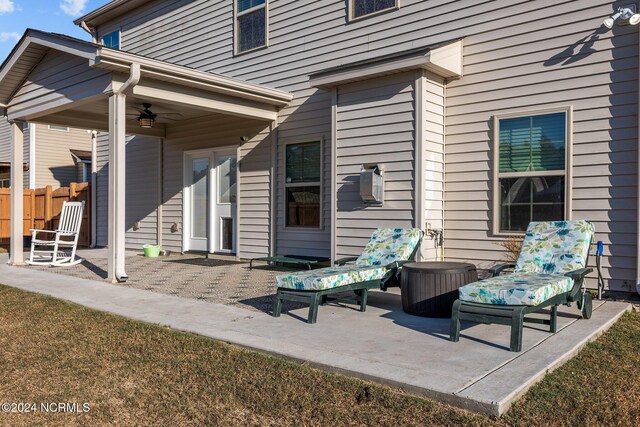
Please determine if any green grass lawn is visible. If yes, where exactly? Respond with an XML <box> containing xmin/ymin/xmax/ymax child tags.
<box><xmin>0</xmin><ymin>284</ymin><xmax>638</xmax><ymax>426</ymax></box>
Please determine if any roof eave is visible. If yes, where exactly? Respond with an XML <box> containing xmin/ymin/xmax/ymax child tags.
<box><xmin>309</xmin><ymin>39</ymin><xmax>463</xmax><ymax>89</ymax></box>
<box><xmin>94</xmin><ymin>48</ymin><xmax>293</xmax><ymax>107</ymax></box>
<box><xmin>74</xmin><ymin>0</ymin><xmax>154</xmax><ymax>28</ymax></box>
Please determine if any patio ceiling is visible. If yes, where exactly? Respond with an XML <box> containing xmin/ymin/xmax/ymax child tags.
<box><xmin>0</xmin><ymin>29</ymin><xmax>293</xmax><ymax>137</ymax></box>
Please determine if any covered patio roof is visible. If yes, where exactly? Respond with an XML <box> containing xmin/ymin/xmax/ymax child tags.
<box><xmin>0</xmin><ymin>29</ymin><xmax>293</xmax><ymax>135</ymax></box>
<box><xmin>0</xmin><ymin>29</ymin><xmax>293</xmax><ymax>282</ymax></box>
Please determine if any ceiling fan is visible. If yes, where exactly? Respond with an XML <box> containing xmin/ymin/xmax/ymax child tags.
<box><xmin>128</xmin><ymin>103</ymin><xmax>183</xmax><ymax>128</ymax></box>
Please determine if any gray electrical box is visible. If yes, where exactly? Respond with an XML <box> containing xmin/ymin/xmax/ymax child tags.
<box><xmin>360</xmin><ymin>164</ymin><xmax>384</xmax><ymax>204</ymax></box>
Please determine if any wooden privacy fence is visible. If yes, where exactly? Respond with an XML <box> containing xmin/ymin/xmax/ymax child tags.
<box><xmin>0</xmin><ymin>182</ymin><xmax>91</xmax><ymax>247</ymax></box>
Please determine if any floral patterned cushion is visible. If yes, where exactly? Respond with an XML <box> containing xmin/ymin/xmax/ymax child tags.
<box><xmin>459</xmin><ymin>220</ymin><xmax>595</xmax><ymax>306</ymax></box>
<box><xmin>276</xmin><ymin>265</ymin><xmax>388</xmax><ymax>291</ymax></box>
<box><xmin>355</xmin><ymin>228</ymin><xmax>423</xmax><ymax>266</ymax></box>
<box><xmin>515</xmin><ymin>220</ymin><xmax>594</xmax><ymax>274</ymax></box>
<box><xmin>459</xmin><ymin>273</ymin><xmax>573</xmax><ymax>306</ymax></box>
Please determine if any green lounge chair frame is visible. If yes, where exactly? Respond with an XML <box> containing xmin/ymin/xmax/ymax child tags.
<box><xmin>249</xmin><ymin>255</ymin><xmax>329</xmax><ymax>270</ymax></box>
<box><xmin>273</xmin><ymin>234</ymin><xmax>423</xmax><ymax>324</ymax></box>
<box><xmin>450</xmin><ymin>250</ymin><xmax>593</xmax><ymax>352</ymax></box>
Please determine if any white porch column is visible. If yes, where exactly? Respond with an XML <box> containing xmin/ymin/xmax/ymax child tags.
<box><xmin>107</xmin><ymin>93</ymin><xmax>128</xmax><ymax>282</ymax></box>
<box><xmin>9</xmin><ymin>120</ymin><xmax>24</xmax><ymax>265</ymax></box>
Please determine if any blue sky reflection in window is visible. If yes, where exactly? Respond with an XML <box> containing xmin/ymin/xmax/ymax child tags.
<box><xmin>101</xmin><ymin>31</ymin><xmax>120</xmax><ymax>50</ymax></box>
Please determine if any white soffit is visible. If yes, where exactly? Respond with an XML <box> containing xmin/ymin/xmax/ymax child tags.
<box><xmin>309</xmin><ymin>39</ymin><xmax>463</xmax><ymax>89</ymax></box>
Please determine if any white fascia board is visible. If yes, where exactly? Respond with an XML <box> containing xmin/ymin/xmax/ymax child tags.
<box><xmin>132</xmin><ymin>84</ymin><xmax>278</xmax><ymax>122</ymax></box>
<box><xmin>94</xmin><ymin>49</ymin><xmax>293</xmax><ymax>107</ymax></box>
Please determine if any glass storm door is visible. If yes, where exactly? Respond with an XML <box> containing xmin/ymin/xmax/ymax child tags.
<box><xmin>186</xmin><ymin>155</ymin><xmax>210</xmax><ymax>251</ymax></box>
<box><xmin>213</xmin><ymin>151</ymin><xmax>237</xmax><ymax>253</ymax></box>
<box><xmin>185</xmin><ymin>148</ymin><xmax>237</xmax><ymax>253</ymax></box>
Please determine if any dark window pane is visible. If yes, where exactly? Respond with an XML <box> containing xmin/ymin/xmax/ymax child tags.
<box><xmin>221</xmin><ymin>218</ymin><xmax>233</xmax><ymax>250</ymax></box>
<box><xmin>237</xmin><ymin>0</ymin><xmax>265</xmax><ymax>13</ymax></box>
<box><xmin>286</xmin><ymin>187</ymin><xmax>321</xmax><ymax>227</ymax></box>
<box><xmin>237</xmin><ymin>8</ymin><xmax>266</xmax><ymax>52</ymax></box>
<box><xmin>499</xmin><ymin>112</ymin><xmax>565</xmax><ymax>173</ymax></box>
<box><xmin>353</xmin><ymin>0</ymin><xmax>396</xmax><ymax>18</ymax></box>
<box><xmin>286</xmin><ymin>142</ymin><xmax>321</xmax><ymax>183</ymax></box>
<box><xmin>500</xmin><ymin>176</ymin><xmax>564</xmax><ymax>232</ymax></box>
<box><xmin>102</xmin><ymin>31</ymin><xmax>120</xmax><ymax>49</ymax></box>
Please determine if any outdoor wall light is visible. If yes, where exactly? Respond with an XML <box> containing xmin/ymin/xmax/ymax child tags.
<box><xmin>603</xmin><ymin>6</ymin><xmax>640</xmax><ymax>28</ymax></box>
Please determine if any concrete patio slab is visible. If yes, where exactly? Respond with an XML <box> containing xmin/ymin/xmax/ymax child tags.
<box><xmin>0</xmin><ymin>254</ymin><xmax>630</xmax><ymax>416</ymax></box>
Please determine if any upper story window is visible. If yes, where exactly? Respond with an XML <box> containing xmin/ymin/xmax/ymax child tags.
<box><xmin>351</xmin><ymin>0</ymin><xmax>398</xmax><ymax>20</ymax></box>
<box><xmin>48</xmin><ymin>125</ymin><xmax>69</xmax><ymax>132</ymax></box>
<box><xmin>101</xmin><ymin>30</ymin><xmax>120</xmax><ymax>50</ymax></box>
<box><xmin>494</xmin><ymin>109</ymin><xmax>572</xmax><ymax>234</ymax></box>
<box><xmin>236</xmin><ymin>0</ymin><xmax>267</xmax><ymax>54</ymax></box>
<box><xmin>285</xmin><ymin>141</ymin><xmax>321</xmax><ymax>228</ymax></box>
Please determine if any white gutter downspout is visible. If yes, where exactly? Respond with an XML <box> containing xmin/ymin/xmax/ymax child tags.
<box><xmin>90</xmin><ymin>130</ymin><xmax>98</xmax><ymax>248</ymax></box>
<box><xmin>109</xmin><ymin>63</ymin><xmax>140</xmax><ymax>282</ymax></box>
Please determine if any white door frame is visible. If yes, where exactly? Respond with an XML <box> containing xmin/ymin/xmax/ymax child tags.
<box><xmin>183</xmin><ymin>146</ymin><xmax>238</xmax><ymax>253</ymax></box>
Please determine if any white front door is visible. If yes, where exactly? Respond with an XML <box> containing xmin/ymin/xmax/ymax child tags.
<box><xmin>184</xmin><ymin>148</ymin><xmax>237</xmax><ymax>253</ymax></box>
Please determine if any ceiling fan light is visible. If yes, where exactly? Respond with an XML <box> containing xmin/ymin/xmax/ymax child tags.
<box><xmin>138</xmin><ymin>116</ymin><xmax>154</xmax><ymax>128</ymax></box>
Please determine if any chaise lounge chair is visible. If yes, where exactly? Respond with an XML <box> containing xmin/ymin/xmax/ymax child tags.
<box><xmin>450</xmin><ymin>220</ymin><xmax>595</xmax><ymax>352</ymax></box>
<box><xmin>273</xmin><ymin>227</ymin><xmax>424</xmax><ymax>324</ymax></box>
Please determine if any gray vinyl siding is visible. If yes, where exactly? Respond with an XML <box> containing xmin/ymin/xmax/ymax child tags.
<box><xmin>162</xmin><ymin>116</ymin><xmax>271</xmax><ymax>258</ymax></box>
<box><xmin>95</xmin><ymin>0</ymin><xmax>637</xmax><ymax>290</ymax></box>
<box><xmin>423</xmin><ymin>72</ymin><xmax>446</xmax><ymax>261</ymax></box>
<box><xmin>0</xmin><ymin>120</ymin><xmax>9</xmax><ymax>163</ymax></box>
<box><xmin>335</xmin><ymin>72</ymin><xmax>416</xmax><ymax>258</ymax></box>
<box><xmin>96</xmin><ymin>133</ymin><xmax>109</xmax><ymax>247</ymax></box>
<box><xmin>34</xmin><ymin>124</ymin><xmax>92</xmax><ymax>188</ymax></box>
<box><xmin>0</xmin><ymin>120</ymin><xmax>30</xmax><ymax>188</ymax></box>
<box><xmin>96</xmin><ymin>133</ymin><xmax>162</xmax><ymax>250</ymax></box>
<box><xmin>276</xmin><ymin>87</ymin><xmax>332</xmax><ymax>257</ymax></box>
<box><xmin>125</xmin><ymin>135</ymin><xmax>161</xmax><ymax>249</ymax></box>
<box><xmin>0</xmin><ymin>120</ymin><xmax>10</xmax><ymax>185</ymax></box>
<box><xmin>22</xmin><ymin>126</ymin><xmax>29</xmax><ymax>187</ymax></box>
<box><xmin>443</xmin><ymin>2</ymin><xmax>638</xmax><ymax>291</ymax></box>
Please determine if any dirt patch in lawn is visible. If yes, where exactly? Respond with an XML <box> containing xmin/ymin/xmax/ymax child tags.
<box><xmin>0</xmin><ymin>284</ymin><xmax>638</xmax><ymax>426</ymax></box>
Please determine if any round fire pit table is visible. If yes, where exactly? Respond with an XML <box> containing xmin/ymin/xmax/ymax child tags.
<box><xmin>401</xmin><ymin>262</ymin><xmax>478</xmax><ymax>318</ymax></box>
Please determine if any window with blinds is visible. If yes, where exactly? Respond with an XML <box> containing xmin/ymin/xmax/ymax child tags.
<box><xmin>236</xmin><ymin>0</ymin><xmax>267</xmax><ymax>54</ymax></box>
<box><xmin>495</xmin><ymin>111</ymin><xmax>569</xmax><ymax>233</ymax></box>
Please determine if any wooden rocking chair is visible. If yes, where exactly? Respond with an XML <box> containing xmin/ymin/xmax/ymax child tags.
<box><xmin>26</xmin><ymin>201</ymin><xmax>85</xmax><ymax>267</ymax></box>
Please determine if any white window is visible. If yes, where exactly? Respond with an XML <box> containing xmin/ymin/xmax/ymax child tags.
<box><xmin>285</xmin><ymin>141</ymin><xmax>322</xmax><ymax>228</ymax></box>
<box><xmin>493</xmin><ymin>108</ymin><xmax>572</xmax><ymax>234</ymax></box>
<box><xmin>0</xmin><ymin>178</ymin><xmax>9</xmax><ymax>188</ymax></box>
<box><xmin>350</xmin><ymin>0</ymin><xmax>399</xmax><ymax>20</ymax></box>
<box><xmin>101</xmin><ymin>30</ymin><xmax>120</xmax><ymax>50</ymax></box>
<box><xmin>235</xmin><ymin>0</ymin><xmax>268</xmax><ymax>54</ymax></box>
<box><xmin>48</xmin><ymin>125</ymin><xmax>69</xmax><ymax>132</ymax></box>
